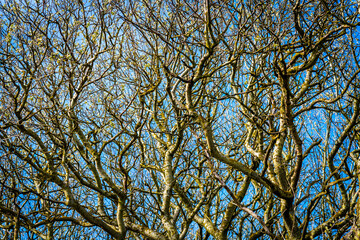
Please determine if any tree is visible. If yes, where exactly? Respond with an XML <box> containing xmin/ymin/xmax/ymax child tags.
<box><xmin>0</xmin><ymin>0</ymin><xmax>360</xmax><ymax>239</ymax></box>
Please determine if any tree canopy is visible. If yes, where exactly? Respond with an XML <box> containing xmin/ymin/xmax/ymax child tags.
<box><xmin>1</xmin><ymin>0</ymin><xmax>360</xmax><ymax>239</ymax></box>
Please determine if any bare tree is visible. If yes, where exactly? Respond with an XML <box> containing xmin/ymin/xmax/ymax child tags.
<box><xmin>0</xmin><ymin>0</ymin><xmax>359</xmax><ymax>239</ymax></box>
